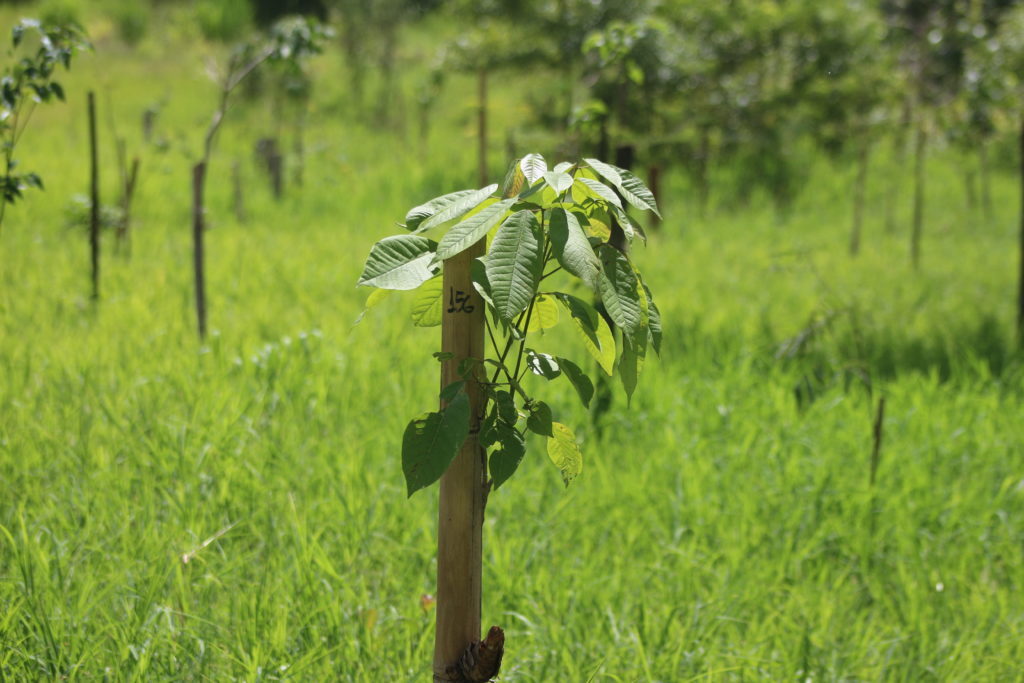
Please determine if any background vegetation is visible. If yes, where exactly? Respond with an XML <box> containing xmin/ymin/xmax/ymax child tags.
<box><xmin>1</xmin><ymin>0</ymin><xmax>1022</xmax><ymax>679</ymax></box>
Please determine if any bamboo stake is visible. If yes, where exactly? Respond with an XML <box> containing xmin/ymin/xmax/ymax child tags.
<box><xmin>477</xmin><ymin>69</ymin><xmax>487</xmax><ymax>187</ymax></box>
<box><xmin>433</xmin><ymin>240</ymin><xmax>490</xmax><ymax>682</ymax></box>
<box><xmin>192</xmin><ymin>162</ymin><xmax>207</xmax><ymax>340</ymax></box>
<box><xmin>88</xmin><ymin>91</ymin><xmax>100</xmax><ymax>301</ymax></box>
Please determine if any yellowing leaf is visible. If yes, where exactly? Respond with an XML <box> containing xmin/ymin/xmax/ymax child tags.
<box><xmin>547</xmin><ymin>422</ymin><xmax>582</xmax><ymax>487</ymax></box>
<box><xmin>526</xmin><ymin>294</ymin><xmax>560</xmax><ymax>332</ymax></box>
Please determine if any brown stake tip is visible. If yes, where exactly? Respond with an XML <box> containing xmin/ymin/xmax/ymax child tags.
<box><xmin>444</xmin><ymin>626</ymin><xmax>505</xmax><ymax>683</ymax></box>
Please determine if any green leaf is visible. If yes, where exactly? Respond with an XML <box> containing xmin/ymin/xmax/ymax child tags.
<box><xmin>526</xmin><ymin>294</ymin><xmax>560</xmax><ymax>332</ymax></box>
<box><xmin>357</xmin><ymin>235</ymin><xmax>439</xmax><ymax>290</ymax></box>
<box><xmin>411</xmin><ymin>277</ymin><xmax>444</xmax><ymax>327</ymax></box>
<box><xmin>643</xmin><ymin>283</ymin><xmax>662</xmax><ymax>355</ymax></box>
<box><xmin>576</xmin><ymin>177</ymin><xmax>622</xmax><ymax>209</ymax></box>
<box><xmin>585</xmin><ymin>158</ymin><xmax>660</xmax><ymax>217</ymax></box>
<box><xmin>520</xmin><ymin>153</ymin><xmax>547</xmax><ymax>184</ymax></box>
<box><xmin>543</xmin><ymin>170</ymin><xmax>573</xmax><ymax>195</ymax></box>
<box><xmin>526</xmin><ymin>350</ymin><xmax>560</xmax><ymax>379</ymax></box>
<box><xmin>412</xmin><ymin>184</ymin><xmax>498</xmax><ymax>233</ymax></box>
<box><xmin>597</xmin><ymin>248</ymin><xmax>643</xmax><ymax>336</ymax></box>
<box><xmin>489</xmin><ymin>422</ymin><xmax>525</xmax><ymax>490</ymax></box>
<box><xmin>547</xmin><ymin>422</ymin><xmax>582</xmax><ymax>487</ymax></box>
<box><xmin>500</xmin><ymin>160</ymin><xmax>527</xmax><ymax>198</ymax></box>
<box><xmin>435</xmin><ymin>198</ymin><xmax>516</xmax><ymax>261</ymax></box>
<box><xmin>485</xmin><ymin>210</ymin><xmax>543</xmax><ymax>322</ymax></box>
<box><xmin>353</xmin><ymin>287</ymin><xmax>392</xmax><ymax>325</ymax></box>
<box><xmin>553</xmin><ymin>161</ymin><xmax>573</xmax><ymax>173</ymax></box>
<box><xmin>526</xmin><ymin>400</ymin><xmax>553</xmax><ymax>437</ymax></box>
<box><xmin>405</xmin><ymin>188</ymin><xmax>474</xmax><ymax>231</ymax></box>
<box><xmin>439</xmin><ymin>380</ymin><xmax>466</xmax><ymax>403</ymax></box>
<box><xmin>617</xmin><ymin>168</ymin><xmax>660</xmax><ymax>217</ymax></box>
<box><xmin>494</xmin><ymin>390</ymin><xmax>517</xmax><ymax>425</ymax></box>
<box><xmin>554</xmin><ymin>293</ymin><xmax>616</xmax><ymax>375</ymax></box>
<box><xmin>557</xmin><ymin>357</ymin><xmax>594</xmax><ymax>408</ymax></box>
<box><xmin>470</xmin><ymin>259</ymin><xmax>495</xmax><ymax>309</ymax></box>
<box><xmin>619</xmin><ymin>333</ymin><xmax>646</xmax><ymax>403</ymax></box>
<box><xmin>583</xmin><ymin>158</ymin><xmax>622</xmax><ymax>187</ymax></box>
<box><xmin>402</xmin><ymin>390</ymin><xmax>470</xmax><ymax>497</ymax></box>
<box><xmin>548</xmin><ymin>208</ymin><xmax>600</xmax><ymax>290</ymax></box>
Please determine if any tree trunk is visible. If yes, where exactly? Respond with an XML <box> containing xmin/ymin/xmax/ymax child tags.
<box><xmin>647</xmin><ymin>165</ymin><xmax>662</xmax><ymax>229</ymax></box>
<box><xmin>478</xmin><ymin>69</ymin><xmax>488</xmax><ymax>187</ymax></box>
<box><xmin>192</xmin><ymin>162</ymin><xmax>207</xmax><ymax>340</ymax></box>
<box><xmin>433</xmin><ymin>241</ymin><xmax>491</xmax><ymax>681</ymax></box>
<box><xmin>885</xmin><ymin>98</ymin><xmax>912</xmax><ymax>234</ymax></box>
<box><xmin>964</xmin><ymin>155</ymin><xmax>977</xmax><ymax>214</ymax></box>
<box><xmin>910</xmin><ymin>120</ymin><xmax>926</xmax><ymax>269</ymax></box>
<box><xmin>88</xmin><ymin>91</ymin><xmax>100</xmax><ymax>301</ymax></box>
<box><xmin>850</xmin><ymin>139</ymin><xmax>870</xmax><ymax>256</ymax></box>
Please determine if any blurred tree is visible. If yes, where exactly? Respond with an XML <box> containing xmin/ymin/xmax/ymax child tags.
<box><xmin>249</xmin><ymin>0</ymin><xmax>328</xmax><ymax>27</ymax></box>
<box><xmin>880</xmin><ymin>0</ymin><xmax>973</xmax><ymax>267</ymax></box>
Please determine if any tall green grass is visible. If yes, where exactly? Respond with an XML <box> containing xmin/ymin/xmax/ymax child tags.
<box><xmin>1</xmin><ymin>6</ymin><xmax>1022</xmax><ymax>680</ymax></box>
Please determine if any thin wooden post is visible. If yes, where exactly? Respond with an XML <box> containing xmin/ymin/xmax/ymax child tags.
<box><xmin>1017</xmin><ymin>114</ymin><xmax>1024</xmax><ymax>343</ymax></box>
<box><xmin>850</xmin><ymin>139</ymin><xmax>870</xmax><ymax>256</ymax></box>
<box><xmin>477</xmin><ymin>69</ymin><xmax>488</xmax><ymax>186</ymax></box>
<box><xmin>910</xmin><ymin>119</ymin><xmax>926</xmax><ymax>269</ymax></box>
<box><xmin>433</xmin><ymin>240</ymin><xmax>490</xmax><ymax>681</ymax></box>
<box><xmin>647</xmin><ymin>164</ymin><xmax>661</xmax><ymax>229</ymax></box>
<box><xmin>192</xmin><ymin>162</ymin><xmax>207</xmax><ymax>340</ymax></box>
<box><xmin>232</xmin><ymin>160</ymin><xmax>246</xmax><ymax>223</ymax></box>
<box><xmin>88</xmin><ymin>91</ymin><xmax>100</xmax><ymax>301</ymax></box>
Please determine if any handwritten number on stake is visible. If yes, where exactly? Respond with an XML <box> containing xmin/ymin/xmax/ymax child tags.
<box><xmin>447</xmin><ymin>288</ymin><xmax>475</xmax><ymax>314</ymax></box>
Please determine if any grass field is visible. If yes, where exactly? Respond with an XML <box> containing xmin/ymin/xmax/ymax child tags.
<box><xmin>2</xmin><ymin>7</ymin><xmax>1023</xmax><ymax>681</ymax></box>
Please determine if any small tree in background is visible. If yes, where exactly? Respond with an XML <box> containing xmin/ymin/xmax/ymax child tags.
<box><xmin>0</xmin><ymin>19</ymin><xmax>89</xmax><ymax>232</ymax></box>
<box><xmin>191</xmin><ymin>17</ymin><xmax>327</xmax><ymax>339</ymax></box>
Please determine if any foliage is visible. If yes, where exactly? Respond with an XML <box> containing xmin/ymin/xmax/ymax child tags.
<box><xmin>0</xmin><ymin>18</ymin><xmax>88</xmax><ymax>231</ymax></box>
<box><xmin>195</xmin><ymin>0</ymin><xmax>253</xmax><ymax>43</ymax></box>
<box><xmin>359</xmin><ymin>154</ymin><xmax>661</xmax><ymax>495</ymax></box>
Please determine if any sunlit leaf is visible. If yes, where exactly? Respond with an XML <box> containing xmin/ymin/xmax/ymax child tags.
<box><xmin>411</xmin><ymin>277</ymin><xmax>444</xmax><ymax>327</ymax></box>
<box><xmin>547</xmin><ymin>422</ymin><xmax>582</xmax><ymax>487</ymax></box>
<box><xmin>486</xmin><ymin>210</ymin><xmax>543</xmax><ymax>322</ymax></box>
<box><xmin>435</xmin><ymin>198</ymin><xmax>515</xmax><ymax>261</ymax></box>
<box><xmin>357</xmin><ymin>235</ymin><xmax>438</xmax><ymax>290</ymax></box>
<box><xmin>414</xmin><ymin>184</ymin><xmax>498</xmax><ymax>233</ymax></box>
<box><xmin>548</xmin><ymin>208</ymin><xmax>600</xmax><ymax>290</ymax></box>
<box><xmin>520</xmin><ymin>153</ymin><xmax>547</xmax><ymax>184</ymax></box>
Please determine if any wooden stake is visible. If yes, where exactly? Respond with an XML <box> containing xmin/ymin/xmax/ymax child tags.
<box><xmin>433</xmin><ymin>240</ymin><xmax>490</xmax><ymax>682</ymax></box>
<box><xmin>647</xmin><ymin>164</ymin><xmax>661</xmax><ymax>229</ymax></box>
<box><xmin>192</xmin><ymin>162</ymin><xmax>207</xmax><ymax>340</ymax></box>
<box><xmin>1017</xmin><ymin>114</ymin><xmax>1024</xmax><ymax>344</ymax></box>
<box><xmin>477</xmin><ymin>69</ymin><xmax>488</xmax><ymax>187</ymax></box>
<box><xmin>88</xmin><ymin>91</ymin><xmax>100</xmax><ymax>301</ymax></box>
<box><xmin>849</xmin><ymin>139</ymin><xmax>870</xmax><ymax>257</ymax></box>
<box><xmin>869</xmin><ymin>396</ymin><xmax>885</xmax><ymax>487</ymax></box>
<box><xmin>910</xmin><ymin>120</ymin><xmax>926</xmax><ymax>269</ymax></box>
<box><xmin>232</xmin><ymin>160</ymin><xmax>246</xmax><ymax>223</ymax></box>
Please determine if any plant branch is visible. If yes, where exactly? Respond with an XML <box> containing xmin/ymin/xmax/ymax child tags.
<box><xmin>202</xmin><ymin>47</ymin><xmax>274</xmax><ymax>165</ymax></box>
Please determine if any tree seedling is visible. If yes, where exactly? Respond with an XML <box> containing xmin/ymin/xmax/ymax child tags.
<box><xmin>1</xmin><ymin>19</ymin><xmax>89</xmax><ymax>232</ymax></box>
<box><xmin>358</xmin><ymin>154</ymin><xmax>662</xmax><ymax>681</ymax></box>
